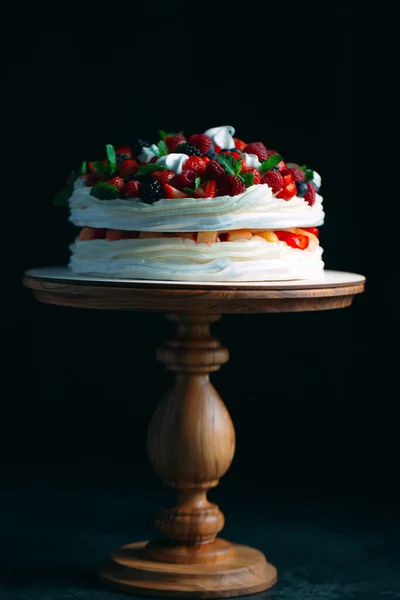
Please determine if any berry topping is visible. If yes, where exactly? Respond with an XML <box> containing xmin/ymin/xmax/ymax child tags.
<box><xmin>140</xmin><ymin>179</ymin><xmax>164</xmax><ymax>204</ymax></box>
<box><xmin>150</xmin><ymin>169</ymin><xmax>176</xmax><ymax>185</ymax></box>
<box><xmin>165</xmin><ymin>133</ymin><xmax>186</xmax><ymax>152</ymax></box>
<box><xmin>225</xmin><ymin>174</ymin><xmax>246</xmax><ymax>196</ymax></box>
<box><xmin>243</xmin><ymin>167</ymin><xmax>261</xmax><ymax>185</ymax></box>
<box><xmin>303</xmin><ymin>181</ymin><xmax>317</xmax><ymax>206</ymax></box>
<box><xmin>174</xmin><ymin>143</ymin><xmax>203</xmax><ymax>157</ymax></box>
<box><xmin>164</xmin><ymin>184</ymin><xmax>189</xmax><ymax>199</ymax></box>
<box><xmin>107</xmin><ymin>176</ymin><xmax>125</xmax><ymax>190</ymax></box>
<box><xmin>220</xmin><ymin>149</ymin><xmax>242</xmax><ymax>160</ymax></box>
<box><xmin>183</xmin><ymin>156</ymin><xmax>208</xmax><ymax>176</ymax></box>
<box><xmin>115</xmin><ymin>147</ymin><xmax>133</xmax><ymax>161</ymax></box>
<box><xmin>205</xmin><ymin>159</ymin><xmax>226</xmax><ymax>180</ymax></box>
<box><xmin>295</xmin><ymin>181</ymin><xmax>308</xmax><ymax>197</ymax></box>
<box><xmin>276</xmin><ymin>181</ymin><xmax>297</xmax><ymax>200</ymax></box>
<box><xmin>260</xmin><ymin>171</ymin><xmax>284</xmax><ymax>193</ymax></box>
<box><xmin>275</xmin><ymin>230</ymin><xmax>309</xmax><ymax>250</ymax></box>
<box><xmin>193</xmin><ymin>180</ymin><xmax>217</xmax><ymax>198</ymax></box>
<box><xmin>187</xmin><ymin>134</ymin><xmax>213</xmax><ymax>155</ymax></box>
<box><xmin>243</xmin><ymin>142</ymin><xmax>268</xmax><ymax>162</ymax></box>
<box><xmin>119</xmin><ymin>159</ymin><xmax>139</xmax><ymax>179</ymax></box>
<box><xmin>121</xmin><ymin>180</ymin><xmax>142</xmax><ymax>199</ymax></box>
<box><xmin>172</xmin><ymin>169</ymin><xmax>198</xmax><ymax>190</ymax></box>
<box><xmin>233</xmin><ymin>137</ymin><xmax>247</xmax><ymax>151</ymax></box>
<box><xmin>285</xmin><ymin>163</ymin><xmax>306</xmax><ymax>181</ymax></box>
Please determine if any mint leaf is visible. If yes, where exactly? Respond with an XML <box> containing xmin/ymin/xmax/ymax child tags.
<box><xmin>158</xmin><ymin>130</ymin><xmax>167</xmax><ymax>140</ymax></box>
<box><xmin>53</xmin><ymin>162</ymin><xmax>86</xmax><ymax>207</ymax></box>
<box><xmin>183</xmin><ymin>177</ymin><xmax>201</xmax><ymax>194</ymax></box>
<box><xmin>78</xmin><ymin>161</ymin><xmax>87</xmax><ymax>175</ymax></box>
<box><xmin>303</xmin><ymin>168</ymin><xmax>314</xmax><ymax>181</ymax></box>
<box><xmin>259</xmin><ymin>155</ymin><xmax>283</xmax><ymax>174</ymax></box>
<box><xmin>137</xmin><ymin>163</ymin><xmax>167</xmax><ymax>175</ymax></box>
<box><xmin>90</xmin><ymin>161</ymin><xmax>111</xmax><ymax>177</ymax></box>
<box><xmin>90</xmin><ymin>182</ymin><xmax>121</xmax><ymax>200</ymax></box>
<box><xmin>216</xmin><ymin>154</ymin><xmax>242</xmax><ymax>176</ymax></box>
<box><xmin>105</xmin><ymin>144</ymin><xmax>117</xmax><ymax>174</ymax></box>
<box><xmin>239</xmin><ymin>172</ymin><xmax>255</xmax><ymax>187</ymax></box>
<box><xmin>157</xmin><ymin>140</ymin><xmax>169</xmax><ymax>156</ymax></box>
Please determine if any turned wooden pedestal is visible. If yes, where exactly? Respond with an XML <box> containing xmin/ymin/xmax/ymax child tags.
<box><xmin>23</xmin><ymin>268</ymin><xmax>365</xmax><ymax>598</ymax></box>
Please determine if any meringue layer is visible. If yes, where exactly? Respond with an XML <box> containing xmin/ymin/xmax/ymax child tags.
<box><xmin>69</xmin><ymin>236</ymin><xmax>324</xmax><ymax>281</ymax></box>
<box><xmin>69</xmin><ymin>182</ymin><xmax>324</xmax><ymax>232</ymax></box>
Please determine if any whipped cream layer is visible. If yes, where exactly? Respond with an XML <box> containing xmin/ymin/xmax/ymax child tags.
<box><xmin>69</xmin><ymin>236</ymin><xmax>324</xmax><ymax>281</ymax></box>
<box><xmin>69</xmin><ymin>181</ymin><xmax>325</xmax><ymax>232</ymax></box>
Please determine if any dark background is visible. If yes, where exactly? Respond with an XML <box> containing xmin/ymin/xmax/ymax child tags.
<box><xmin>0</xmin><ymin>3</ymin><xmax>392</xmax><ymax>513</ymax></box>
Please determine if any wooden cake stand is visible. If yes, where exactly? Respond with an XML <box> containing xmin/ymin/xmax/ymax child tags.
<box><xmin>23</xmin><ymin>267</ymin><xmax>365</xmax><ymax>599</ymax></box>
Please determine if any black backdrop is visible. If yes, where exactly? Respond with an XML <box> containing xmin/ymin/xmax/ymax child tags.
<box><xmin>0</xmin><ymin>4</ymin><xmax>393</xmax><ymax>509</ymax></box>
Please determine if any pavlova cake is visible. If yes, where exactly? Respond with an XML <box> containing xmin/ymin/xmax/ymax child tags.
<box><xmin>54</xmin><ymin>125</ymin><xmax>325</xmax><ymax>281</ymax></box>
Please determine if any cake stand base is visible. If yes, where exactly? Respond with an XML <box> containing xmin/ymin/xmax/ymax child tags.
<box><xmin>98</xmin><ymin>540</ymin><xmax>277</xmax><ymax>598</ymax></box>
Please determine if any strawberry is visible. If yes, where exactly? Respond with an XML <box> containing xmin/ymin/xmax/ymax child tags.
<box><xmin>205</xmin><ymin>159</ymin><xmax>225</xmax><ymax>180</ymax></box>
<box><xmin>220</xmin><ymin>150</ymin><xmax>242</xmax><ymax>161</ymax></box>
<box><xmin>172</xmin><ymin>169</ymin><xmax>197</xmax><ymax>190</ymax></box>
<box><xmin>276</xmin><ymin>181</ymin><xmax>297</xmax><ymax>200</ymax></box>
<box><xmin>193</xmin><ymin>180</ymin><xmax>217</xmax><ymax>198</ymax></box>
<box><xmin>105</xmin><ymin>229</ymin><xmax>124</xmax><ymax>241</ymax></box>
<box><xmin>281</xmin><ymin>169</ymin><xmax>294</xmax><ymax>187</ymax></box>
<box><xmin>304</xmin><ymin>182</ymin><xmax>317</xmax><ymax>206</ymax></box>
<box><xmin>226</xmin><ymin>174</ymin><xmax>246</xmax><ymax>196</ymax></box>
<box><xmin>165</xmin><ymin>134</ymin><xmax>186</xmax><ymax>152</ymax></box>
<box><xmin>275</xmin><ymin>230</ymin><xmax>309</xmax><ymax>250</ymax></box>
<box><xmin>285</xmin><ymin>163</ymin><xmax>305</xmax><ymax>182</ymax></box>
<box><xmin>121</xmin><ymin>231</ymin><xmax>139</xmax><ymax>239</ymax></box>
<box><xmin>151</xmin><ymin>169</ymin><xmax>175</xmax><ymax>184</ymax></box>
<box><xmin>302</xmin><ymin>226</ymin><xmax>319</xmax><ymax>237</ymax></box>
<box><xmin>188</xmin><ymin>133</ymin><xmax>213</xmax><ymax>155</ymax></box>
<box><xmin>77</xmin><ymin>227</ymin><xmax>96</xmax><ymax>241</ymax></box>
<box><xmin>107</xmin><ymin>176</ymin><xmax>125</xmax><ymax>190</ymax></box>
<box><xmin>119</xmin><ymin>159</ymin><xmax>139</xmax><ymax>179</ymax></box>
<box><xmin>121</xmin><ymin>180</ymin><xmax>142</xmax><ymax>198</ymax></box>
<box><xmin>243</xmin><ymin>142</ymin><xmax>268</xmax><ymax>162</ymax></box>
<box><xmin>233</xmin><ymin>137</ymin><xmax>247</xmax><ymax>151</ymax></box>
<box><xmin>85</xmin><ymin>173</ymin><xmax>105</xmax><ymax>187</ymax></box>
<box><xmin>183</xmin><ymin>156</ymin><xmax>208</xmax><ymax>176</ymax></box>
<box><xmin>115</xmin><ymin>147</ymin><xmax>133</xmax><ymax>160</ymax></box>
<box><xmin>260</xmin><ymin>171</ymin><xmax>283</xmax><ymax>193</ymax></box>
<box><xmin>244</xmin><ymin>167</ymin><xmax>261</xmax><ymax>185</ymax></box>
<box><xmin>163</xmin><ymin>184</ymin><xmax>188</xmax><ymax>199</ymax></box>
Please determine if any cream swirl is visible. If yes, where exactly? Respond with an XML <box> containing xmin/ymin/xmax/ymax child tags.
<box><xmin>204</xmin><ymin>125</ymin><xmax>235</xmax><ymax>149</ymax></box>
<box><xmin>69</xmin><ymin>181</ymin><xmax>324</xmax><ymax>232</ymax></box>
<box><xmin>69</xmin><ymin>236</ymin><xmax>324</xmax><ymax>282</ymax></box>
<box><xmin>155</xmin><ymin>153</ymin><xmax>189</xmax><ymax>174</ymax></box>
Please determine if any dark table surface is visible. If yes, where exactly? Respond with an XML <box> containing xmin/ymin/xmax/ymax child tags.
<box><xmin>1</xmin><ymin>478</ymin><xmax>399</xmax><ymax>600</ymax></box>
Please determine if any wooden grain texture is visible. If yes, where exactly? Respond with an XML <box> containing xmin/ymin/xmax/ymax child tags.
<box><xmin>99</xmin><ymin>541</ymin><xmax>277</xmax><ymax>598</ymax></box>
<box><xmin>22</xmin><ymin>275</ymin><xmax>365</xmax><ymax>314</ymax></box>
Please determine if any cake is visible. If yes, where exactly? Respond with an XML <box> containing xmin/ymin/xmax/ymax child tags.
<box><xmin>55</xmin><ymin>125</ymin><xmax>325</xmax><ymax>281</ymax></box>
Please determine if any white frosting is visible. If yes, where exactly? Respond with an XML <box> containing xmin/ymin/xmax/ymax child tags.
<box><xmin>69</xmin><ymin>236</ymin><xmax>324</xmax><ymax>282</ymax></box>
<box><xmin>155</xmin><ymin>153</ymin><xmax>189</xmax><ymax>174</ymax></box>
<box><xmin>69</xmin><ymin>180</ymin><xmax>324</xmax><ymax>232</ymax></box>
<box><xmin>311</xmin><ymin>170</ymin><xmax>321</xmax><ymax>188</ymax></box>
<box><xmin>204</xmin><ymin>125</ymin><xmax>235</xmax><ymax>149</ymax></box>
<box><xmin>138</xmin><ymin>144</ymin><xmax>159</xmax><ymax>163</ymax></box>
<box><xmin>243</xmin><ymin>153</ymin><xmax>261</xmax><ymax>169</ymax></box>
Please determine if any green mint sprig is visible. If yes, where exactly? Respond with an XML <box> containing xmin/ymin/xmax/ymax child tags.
<box><xmin>53</xmin><ymin>161</ymin><xmax>87</xmax><ymax>206</ymax></box>
<box><xmin>136</xmin><ymin>163</ymin><xmax>167</xmax><ymax>175</ymax></box>
<box><xmin>183</xmin><ymin>177</ymin><xmax>201</xmax><ymax>194</ymax></box>
<box><xmin>300</xmin><ymin>165</ymin><xmax>315</xmax><ymax>181</ymax></box>
<box><xmin>216</xmin><ymin>154</ymin><xmax>255</xmax><ymax>187</ymax></box>
<box><xmin>259</xmin><ymin>155</ymin><xmax>283</xmax><ymax>174</ymax></box>
<box><xmin>90</xmin><ymin>182</ymin><xmax>121</xmax><ymax>200</ymax></box>
<box><xmin>89</xmin><ymin>144</ymin><xmax>117</xmax><ymax>178</ymax></box>
<box><xmin>158</xmin><ymin>129</ymin><xmax>184</xmax><ymax>140</ymax></box>
<box><xmin>151</xmin><ymin>140</ymin><xmax>169</xmax><ymax>157</ymax></box>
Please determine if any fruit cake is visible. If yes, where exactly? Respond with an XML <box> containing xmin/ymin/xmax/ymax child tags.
<box><xmin>55</xmin><ymin>125</ymin><xmax>325</xmax><ymax>281</ymax></box>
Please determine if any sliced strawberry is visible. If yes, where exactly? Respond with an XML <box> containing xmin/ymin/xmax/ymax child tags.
<box><xmin>275</xmin><ymin>230</ymin><xmax>309</xmax><ymax>250</ymax></box>
<box><xmin>164</xmin><ymin>184</ymin><xmax>189</xmax><ymax>199</ymax></box>
<box><xmin>193</xmin><ymin>180</ymin><xmax>217</xmax><ymax>198</ymax></box>
<box><xmin>105</xmin><ymin>229</ymin><xmax>124</xmax><ymax>241</ymax></box>
<box><xmin>76</xmin><ymin>227</ymin><xmax>96</xmax><ymax>241</ymax></box>
<box><xmin>302</xmin><ymin>226</ymin><xmax>319</xmax><ymax>237</ymax></box>
<box><xmin>281</xmin><ymin>169</ymin><xmax>294</xmax><ymax>187</ymax></box>
<box><xmin>276</xmin><ymin>181</ymin><xmax>297</xmax><ymax>200</ymax></box>
<box><xmin>179</xmin><ymin>232</ymin><xmax>196</xmax><ymax>241</ymax></box>
<box><xmin>233</xmin><ymin>137</ymin><xmax>247</xmax><ymax>151</ymax></box>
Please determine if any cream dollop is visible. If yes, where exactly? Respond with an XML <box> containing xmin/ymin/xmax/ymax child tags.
<box><xmin>242</xmin><ymin>153</ymin><xmax>261</xmax><ymax>169</ymax></box>
<box><xmin>155</xmin><ymin>153</ymin><xmax>189</xmax><ymax>174</ymax></box>
<box><xmin>138</xmin><ymin>144</ymin><xmax>159</xmax><ymax>163</ymax></box>
<box><xmin>204</xmin><ymin>125</ymin><xmax>235</xmax><ymax>149</ymax></box>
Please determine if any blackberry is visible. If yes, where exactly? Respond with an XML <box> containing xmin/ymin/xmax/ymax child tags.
<box><xmin>132</xmin><ymin>137</ymin><xmax>150</xmax><ymax>158</ymax></box>
<box><xmin>116</xmin><ymin>153</ymin><xmax>131</xmax><ymax>163</ymax></box>
<box><xmin>141</xmin><ymin>179</ymin><xmax>163</xmax><ymax>204</ymax></box>
<box><xmin>295</xmin><ymin>181</ymin><xmax>308</xmax><ymax>197</ymax></box>
<box><xmin>175</xmin><ymin>143</ymin><xmax>203</xmax><ymax>157</ymax></box>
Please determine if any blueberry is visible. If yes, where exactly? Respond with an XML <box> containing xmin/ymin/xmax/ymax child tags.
<box><xmin>295</xmin><ymin>181</ymin><xmax>308</xmax><ymax>197</ymax></box>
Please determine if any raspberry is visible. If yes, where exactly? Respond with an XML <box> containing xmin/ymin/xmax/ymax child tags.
<box><xmin>107</xmin><ymin>176</ymin><xmax>125</xmax><ymax>190</ymax></box>
<box><xmin>150</xmin><ymin>169</ymin><xmax>175</xmax><ymax>184</ymax></box>
<box><xmin>243</xmin><ymin>142</ymin><xmax>268</xmax><ymax>162</ymax></box>
<box><xmin>121</xmin><ymin>180</ymin><xmax>142</xmax><ymax>198</ymax></box>
<box><xmin>165</xmin><ymin>134</ymin><xmax>186</xmax><ymax>152</ymax></box>
<box><xmin>172</xmin><ymin>169</ymin><xmax>198</xmax><ymax>190</ymax></box>
<box><xmin>245</xmin><ymin>167</ymin><xmax>261</xmax><ymax>185</ymax></box>
<box><xmin>119</xmin><ymin>159</ymin><xmax>139</xmax><ymax>179</ymax></box>
<box><xmin>184</xmin><ymin>156</ymin><xmax>207</xmax><ymax>176</ymax></box>
<box><xmin>260</xmin><ymin>171</ymin><xmax>284</xmax><ymax>193</ymax></box>
<box><xmin>303</xmin><ymin>182</ymin><xmax>317</xmax><ymax>206</ymax></box>
<box><xmin>225</xmin><ymin>175</ymin><xmax>246</xmax><ymax>196</ymax></box>
<box><xmin>188</xmin><ymin>133</ymin><xmax>213</xmax><ymax>155</ymax></box>
<box><xmin>205</xmin><ymin>159</ymin><xmax>225</xmax><ymax>180</ymax></box>
<box><xmin>285</xmin><ymin>163</ymin><xmax>305</xmax><ymax>181</ymax></box>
